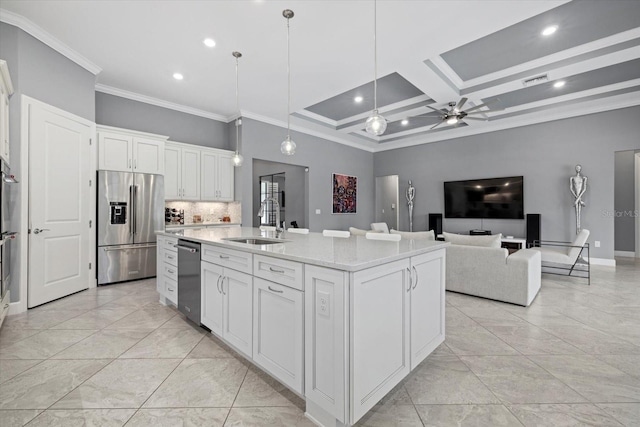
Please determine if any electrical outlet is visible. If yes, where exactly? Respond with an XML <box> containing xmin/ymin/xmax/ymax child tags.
<box><xmin>595</xmin><ymin>240</ymin><xmax>601</xmax><ymax>248</ymax></box>
<box><xmin>317</xmin><ymin>291</ymin><xmax>330</xmax><ymax>317</ymax></box>
<box><xmin>315</xmin><ymin>209</ymin><xmax>321</xmax><ymax>215</ymax></box>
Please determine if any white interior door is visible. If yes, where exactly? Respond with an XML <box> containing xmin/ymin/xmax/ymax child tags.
<box><xmin>28</xmin><ymin>102</ymin><xmax>92</xmax><ymax>308</ymax></box>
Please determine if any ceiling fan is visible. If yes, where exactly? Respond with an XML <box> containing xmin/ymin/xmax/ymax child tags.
<box><xmin>416</xmin><ymin>97</ymin><xmax>503</xmax><ymax>130</ymax></box>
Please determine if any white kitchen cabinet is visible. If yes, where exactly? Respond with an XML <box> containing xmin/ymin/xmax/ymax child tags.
<box><xmin>347</xmin><ymin>251</ymin><xmax>446</xmax><ymax>423</ymax></box>
<box><xmin>409</xmin><ymin>250</ymin><xmax>446</xmax><ymax>369</ymax></box>
<box><xmin>0</xmin><ymin>60</ymin><xmax>14</xmax><ymax>165</ymax></box>
<box><xmin>97</xmin><ymin>125</ymin><xmax>167</xmax><ymax>174</ymax></box>
<box><xmin>350</xmin><ymin>259</ymin><xmax>412</xmax><ymax>423</ymax></box>
<box><xmin>165</xmin><ymin>142</ymin><xmax>201</xmax><ymax>200</ymax></box>
<box><xmin>253</xmin><ymin>277</ymin><xmax>304</xmax><ymax>394</ymax></box>
<box><xmin>201</xmin><ymin>150</ymin><xmax>234</xmax><ymax>201</ymax></box>
<box><xmin>156</xmin><ymin>235</ymin><xmax>178</xmax><ymax>306</ymax></box>
<box><xmin>201</xmin><ymin>259</ymin><xmax>253</xmax><ymax>358</ymax></box>
<box><xmin>166</xmin><ymin>142</ymin><xmax>232</xmax><ymax>201</ymax></box>
<box><xmin>201</xmin><ymin>261</ymin><xmax>224</xmax><ymax>336</ymax></box>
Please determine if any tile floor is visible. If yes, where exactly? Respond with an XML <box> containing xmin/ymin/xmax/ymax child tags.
<box><xmin>0</xmin><ymin>258</ymin><xmax>638</xmax><ymax>426</ymax></box>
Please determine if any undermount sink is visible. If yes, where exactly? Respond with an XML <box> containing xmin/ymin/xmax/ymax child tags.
<box><xmin>222</xmin><ymin>237</ymin><xmax>286</xmax><ymax>245</ymax></box>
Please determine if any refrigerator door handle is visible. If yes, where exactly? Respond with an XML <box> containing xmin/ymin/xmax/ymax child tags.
<box><xmin>133</xmin><ymin>185</ymin><xmax>139</xmax><ymax>235</ymax></box>
<box><xmin>129</xmin><ymin>185</ymin><xmax>134</xmax><ymax>235</ymax></box>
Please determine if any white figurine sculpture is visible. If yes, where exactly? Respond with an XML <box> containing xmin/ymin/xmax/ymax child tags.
<box><xmin>569</xmin><ymin>164</ymin><xmax>587</xmax><ymax>235</ymax></box>
<box><xmin>406</xmin><ymin>180</ymin><xmax>415</xmax><ymax>232</ymax></box>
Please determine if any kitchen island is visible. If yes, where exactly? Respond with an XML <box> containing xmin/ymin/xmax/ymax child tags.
<box><xmin>156</xmin><ymin>227</ymin><xmax>448</xmax><ymax>427</ymax></box>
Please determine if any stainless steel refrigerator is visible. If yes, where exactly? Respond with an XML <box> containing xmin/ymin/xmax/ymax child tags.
<box><xmin>97</xmin><ymin>171</ymin><xmax>164</xmax><ymax>285</ymax></box>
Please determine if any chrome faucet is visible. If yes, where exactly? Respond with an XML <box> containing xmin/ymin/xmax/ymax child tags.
<box><xmin>257</xmin><ymin>196</ymin><xmax>283</xmax><ymax>235</ymax></box>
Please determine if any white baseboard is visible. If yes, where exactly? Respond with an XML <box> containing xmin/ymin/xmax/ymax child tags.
<box><xmin>590</xmin><ymin>257</ymin><xmax>616</xmax><ymax>266</ymax></box>
<box><xmin>614</xmin><ymin>251</ymin><xmax>637</xmax><ymax>258</ymax></box>
<box><xmin>8</xmin><ymin>301</ymin><xmax>25</xmax><ymax>315</ymax></box>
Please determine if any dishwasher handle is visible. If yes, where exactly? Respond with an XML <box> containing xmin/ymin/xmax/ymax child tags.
<box><xmin>174</xmin><ymin>244</ymin><xmax>199</xmax><ymax>254</ymax></box>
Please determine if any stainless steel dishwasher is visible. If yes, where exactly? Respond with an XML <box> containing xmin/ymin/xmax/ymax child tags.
<box><xmin>176</xmin><ymin>239</ymin><xmax>201</xmax><ymax>324</ymax></box>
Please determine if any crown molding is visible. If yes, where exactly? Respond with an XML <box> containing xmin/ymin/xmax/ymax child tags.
<box><xmin>95</xmin><ymin>84</ymin><xmax>228</xmax><ymax>122</ymax></box>
<box><xmin>241</xmin><ymin>111</ymin><xmax>376</xmax><ymax>153</ymax></box>
<box><xmin>0</xmin><ymin>8</ymin><xmax>102</xmax><ymax>75</ymax></box>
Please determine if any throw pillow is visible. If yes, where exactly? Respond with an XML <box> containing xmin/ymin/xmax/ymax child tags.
<box><xmin>443</xmin><ymin>232</ymin><xmax>502</xmax><ymax>248</ymax></box>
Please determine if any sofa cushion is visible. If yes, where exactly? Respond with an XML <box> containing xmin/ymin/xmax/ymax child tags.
<box><xmin>443</xmin><ymin>232</ymin><xmax>502</xmax><ymax>248</ymax></box>
<box><xmin>390</xmin><ymin>229</ymin><xmax>435</xmax><ymax>240</ymax></box>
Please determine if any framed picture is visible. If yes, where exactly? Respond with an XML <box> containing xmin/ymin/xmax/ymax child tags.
<box><xmin>332</xmin><ymin>173</ymin><xmax>357</xmax><ymax>214</ymax></box>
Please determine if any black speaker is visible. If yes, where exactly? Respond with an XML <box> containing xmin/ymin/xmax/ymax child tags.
<box><xmin>526</xmin><ymin>214</ymin><xmax>541</xmax><ymax>247</ymax></box>
<box><xmin>428</xmin><ymin>213</ymin><xmax>443</xmax><ymax>235</ymax></box>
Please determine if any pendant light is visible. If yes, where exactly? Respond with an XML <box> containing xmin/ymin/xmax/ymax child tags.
<box><xmin>365</xmin><ymin>0</ymin><xmax>387</xmax><ymax>136</ymax></box>
<box><xmin>231</xmin><ymin>51</ymin><xmax>244</xmax><ymax>167</ymax></box>
<box><xmin>280</xmin><ymin>9</ymin><xmax>296</xmax><ymax>156</ymax></box>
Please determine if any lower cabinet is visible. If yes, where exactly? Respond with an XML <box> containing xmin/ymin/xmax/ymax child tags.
<box><xmin>409</xmin><ymin>250</ymin><xmax>446</xmax><ymax>369</ymax></box>
<box><xmin>156</xmin><ymin>235</ymin><xmax>178</xmax><ymax>306</ymax></box>
<box><xmin>201</xmin><ymin>260</ymin><xmax>253</xmax><ymax>358</ymax></box>
<box><xmin>253</xmin><ymin>277</ymin><xmax>304</xmax><ymax>394</ymax></box>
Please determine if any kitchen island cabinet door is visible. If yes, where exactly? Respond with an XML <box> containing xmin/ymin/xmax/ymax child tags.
<box><xmin>350</xmin><ymin>259</ymin><xmax>411</xmax><ymax>424</ymax></box>
<box><xmin>253</xmin><ymin>278</ymin><xmax>303</xmax><ymax>394</ymax></box>
<box><xmin>410</xmin><ymin>249</ymin><xmax>446</xmax><ymax>370</ymax></box>
<box><xmin>201</xmin><ymin>261</ymin><xmax>224</xmax><ymax>335</ymax></box>
<box><xmin>222</xmin><ymin>268</ymin><xmax>253</xmax><ymax>358</ymax></box>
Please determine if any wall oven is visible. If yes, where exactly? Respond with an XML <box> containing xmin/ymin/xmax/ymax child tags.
<box><xmin>0</xmin><ymin>160</ymin><xmax>18</xmax><ymax>326</ymax></box>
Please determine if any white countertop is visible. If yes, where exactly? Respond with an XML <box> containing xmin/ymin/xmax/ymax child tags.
<box><xmin>157</xmin><ymin>227</ymin><xmax>449</xmax><ymax>272</ymax></box>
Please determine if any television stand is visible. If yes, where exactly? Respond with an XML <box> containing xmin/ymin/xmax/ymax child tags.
<box><xmin>470</xmin><ymin>229</ymin><xmax>492</xmax><ymax>235</ymax></box>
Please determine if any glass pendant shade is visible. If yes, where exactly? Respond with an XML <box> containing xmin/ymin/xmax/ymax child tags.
<box><xmin>231</xmin><ymin>152</ymin><xmax>244</xmax><ymax>166</ymax></box>
<box><xmin>280</xmin><ymin>135</ymin><xmax>296</xmax><ymax>156</ymax></box>
<box><xmin>365</xmin><ymin>110</ymin><xmax>387</xmax><ymax>136</ymax></box>
<box><xmin>447</xmin><ymin>117</ymin><xmax>458</xmax><ymax>125</ymax></box>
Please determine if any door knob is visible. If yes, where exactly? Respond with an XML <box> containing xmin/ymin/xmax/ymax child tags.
<box><xmin>33</xmin><ymin>228</ymin><xmax>50</xmax><ymax>234</ymax></box>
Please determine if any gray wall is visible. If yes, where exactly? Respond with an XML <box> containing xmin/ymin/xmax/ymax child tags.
<box><xmin>252</xmin><ymin>160</ymin><xmax>308</xmax><ymax>229</ymax></box>
<box><xmin>0</xmin><ymin>22</ymin><xmax>97</xmax><ymax>302</ymax></box>
<box><xmin>237</xmin><ymin>118</ymin><xmax>374</xmax><ymax>232</ymax></box>
<box><xmin>96</xmin><ymin>92</ymin><xmax>229</xmax><ymax>149</ymax></box>
<box><xmin>614</xmin><ymin>150</ymin><xmax>637</xmax><ymax>252</ymax></box>
<box><xmin>374</xmin><ymin>107</ymin><xmax>640</xmax><ymax>259</ymax></box>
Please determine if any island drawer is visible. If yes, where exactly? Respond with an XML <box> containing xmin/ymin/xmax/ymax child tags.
<box><xmin>164</xmin><ymin>237</ymin><xmax>178</xmax><ymax>253</ymax></box>
<box><xmin>163</xmin><ymin>263</ymin><xmax>178</xmax><ymax>281</ymax></box>
<box><xmin>202</xmin><ymin>244</ymin><xmax>252</xmax><ymax>274</ymax></box>
<box><xmin>162</xmin><ymin>276</ymin><xmax>178</xmax><ymax>305</ymax></box>
<box><xmin>254</xmin><ymin>255</ymin><xmax>303</xmax><ymax>291</ymax></box>
<box><xmin>163</xmin><ymin>250</ymin><xmax>178</xmax><ymax>266</ymax></box>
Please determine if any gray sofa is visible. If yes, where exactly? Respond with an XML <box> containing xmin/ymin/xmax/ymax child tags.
<box><xmin>443</xmin><ymin>233</ymin><xmax>542</xmax><ymax>306</ymax></box>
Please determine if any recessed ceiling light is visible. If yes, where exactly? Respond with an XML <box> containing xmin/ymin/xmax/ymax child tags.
<box><xmin>354</xmin><ymin>96</ymin><xmax>363</xmax><ymax>103</ymax></box>
<box><xmin>173</xmin><ymin>73</ymin><xmax>184</xmax><ymax>80</ymax></box>
<box><xmin>401</xmin><ymin>119</ymin><xmax>409</xmax><ymax>125</ymax></box>
<box><xmin>541</xmin><ymin>25</ymin><xmax>558</xmax><ymax>36</ymax></box>
<box><xmin>553</xmin><ymin>80</ymin><xmax>566</xmax><ymax>88</ymax></box>
<box><xmin>203</xmin><ymin>38</ymin><xmax>216</xmax><ymax>48</ymax></box>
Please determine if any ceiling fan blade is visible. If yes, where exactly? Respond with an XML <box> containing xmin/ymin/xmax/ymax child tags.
<box><xmin>466</xmin><ymin>108</ymin><xmax>504</xmax><ymax>114</ymax></box>
<box><xmin>430</xmin><ymin>121</ymin><xmax>444</xmax><ymax>130</ymax></box>
<box><xmin>455</xmin><ymin>97</ymin><xmax>468</xmax><ymax>111</ymax></box>
<box><xmin>427</xmin><ymin>105</ymin><xmax>448</xmax><ymax>113</ymax></box>
<box><xmin>462</xmin><ymin>117</ymin><xmax>487</xmax><ymax>121</ymax></box>
<box><xmin>464</xmin><ymin>98</ymin><xmax>500</xmax><ymax>113</ymax></box>
<box><xmin>413</xmin><ymin>112</ymin><xmax>443</xmax><ymax>117</ymax></box>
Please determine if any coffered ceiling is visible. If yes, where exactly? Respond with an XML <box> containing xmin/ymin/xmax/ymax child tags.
<box><xmin>1</xmin><ymin>0</ymin><xmax>639</xmax><ymax>152</ymax></box>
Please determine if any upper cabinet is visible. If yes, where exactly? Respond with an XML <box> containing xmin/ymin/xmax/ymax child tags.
<box><xmin>165</xmin><ymin>141</ymin><xmax>234</xmax><ymax>202</ymax></box>
<box><xmin>201</xmin><ymin>150</ymin><xmax>234</xmax><ymax>202</ymax></box>
<box><xmin>165</xmin><ymin>142</ymin><xmax>201</xmax><ymax>200</ymax></box>
<box><xmin>0</xmin><ymin>60</ymin><xmax>14</xmax><ymax>166</ymax></box>
<box><xmin>97</xmin><ymin>125</ymin><xmax>168</xmax><ymax>174</ymax></box>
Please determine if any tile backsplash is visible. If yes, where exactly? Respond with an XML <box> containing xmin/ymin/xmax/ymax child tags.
<box><xmin>165</xmin><ymin>201</ymin><xmax>241</xmax><ymax>225</ymax></box>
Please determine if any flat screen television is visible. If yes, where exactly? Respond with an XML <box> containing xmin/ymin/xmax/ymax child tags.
<box><xmin>444</xmin><ymin>176</ymin><xmax>524</xmax><ymax>219</ymax></box>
